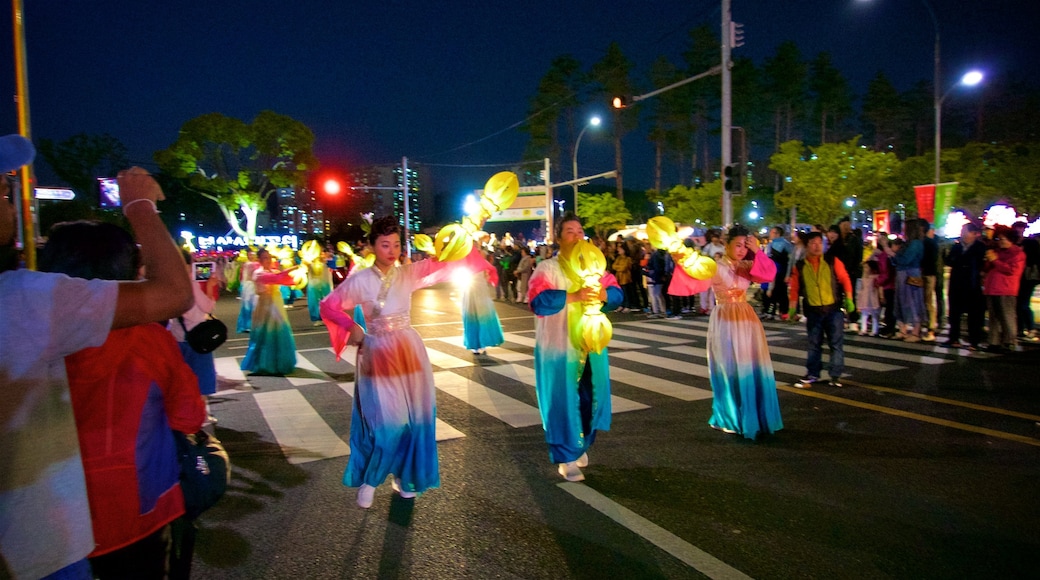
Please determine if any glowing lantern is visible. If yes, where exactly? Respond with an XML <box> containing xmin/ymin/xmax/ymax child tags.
<box><xmin>561</xmin><ymin>240</ymin><xmax>612</xmax><ymax>354</ymax></box>
<box><xmin>413</xmin><ymin>234</ymin><xmax>435</xmax><ymax>255</ymax></box>
<box><xmin>646</xmin><ymin>216</ymin><xmax>716</xmax><ymax>281</ymax></box>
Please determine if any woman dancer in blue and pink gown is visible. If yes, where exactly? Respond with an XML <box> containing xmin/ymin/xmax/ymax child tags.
<box><xmin>462</xmin><ymin>261</ymin><xmax>503</xmax><ymax>355</ymax></box>
<box><xmin>240</xmin><ymin>248</ymin><xmax>299</xmax><ymax>375</ymax></box>
<box><xmin>320</xmin><ymin>216</ymin><xmax>489</xmax><ymax>508</ymax></box>
<box><xmin>670</xmin><ymin>225</ymin><xmax>782</xmax><ymax>439</ymax></box>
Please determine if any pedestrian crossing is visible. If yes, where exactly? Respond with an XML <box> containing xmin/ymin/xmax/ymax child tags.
<box><xmin>213</xmin><ymin>317</ymin><xmax>976</xmax><ymax>464</ymax></box>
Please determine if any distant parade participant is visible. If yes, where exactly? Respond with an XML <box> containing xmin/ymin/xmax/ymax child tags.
<box><xmin>461</xmin><ymin>263</ymin><xmax>503</xmax><ymax>355</ymax></box>
<box><xmin>320</xmin><ymin>216</ymin><xmax>489</xmax><ymax>508</ymax></box>
<box><xmin>300</xmin><ymin>241</ymin><xmax>333</xmax><ymax>326</ymax></box>
<box><xmin>236</xmin><ymin>249</ymin><xmax>260</xmax><ymax>333</ymax></box>
<box><xmin>527</xmin><ymin>213</ymin><xmax>623</xmax><ymax>482</ymax></box>
<box><xmin>240</xmin><ymin>248</ymin><xmax>300</xmax><ymax>375</ymax></box>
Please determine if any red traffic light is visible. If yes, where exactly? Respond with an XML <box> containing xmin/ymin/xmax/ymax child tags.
<box><xmin>323</xmin><ymin>178</ymin><xmax>342</xmax><ymax>195</ymax></box>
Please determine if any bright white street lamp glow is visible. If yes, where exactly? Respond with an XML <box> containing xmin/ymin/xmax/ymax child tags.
<box><xmin>748</xmin><ymin>210</ymin><xmax>759</xmax><ymax>220</ymax></box>
<box><xmin>845</xmin><ymin>198</ymin><xmax>856</xmax><ymax>208</ymax></box>
<box><xmin>961</xmin><ymin>70</ymin><xmax>983</xmax><ymax>86</ymax></box>
<box><xmin>573</xmin><ymin>116</ymin><xmax>603</xmax><ymax>202</ymax></box>
<box><xmin>462</xmin><ymin>194</ymin><xmax>478</xmax><ymax>216</ymax></box>
<box><xmin>589</xmin><ymin>116</ymin><xmax>601</xmax><ymax>127</ymax></box>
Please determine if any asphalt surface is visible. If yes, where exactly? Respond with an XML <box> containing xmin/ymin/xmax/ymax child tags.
<box><xmin>189</xmin><ymin>285</ymin><xmax>1040</xmax><ymax>580</ymax></box>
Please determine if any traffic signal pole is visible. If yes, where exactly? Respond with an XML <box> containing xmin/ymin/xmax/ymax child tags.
<box><xmin>721</xmin><ymin>0</ymin><xmax>733</xmax><ymax>228</ymax></box>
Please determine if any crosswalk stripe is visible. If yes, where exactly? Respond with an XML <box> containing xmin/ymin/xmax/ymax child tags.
<box><xmin>608</xmin><ymin>366</ymin><xmax>713</xmax><ymax>401</ymax></box>
<box><xmin>611</xmin><ymin>351</ymin><xmax>711</xmax><ymax>379</ymax></box>
<box><xmin>611</xmin><ymin>327</ymin><xmax>696</xmax><ymax>345</ymax></box>
<box><xmin>842</xmin><ymin>344</ymin><xmax>948</xmax><ymax>365</ymax></box>
<box><xmin>656</xmin><ymin>344</ymin><xmax>812</xmax><ymax>379</ymax></box>
<box><xmin>286</xmin><ymin>351</ymin><xmax>334</xmax><ymax>386</ymax></box>
<box><xmin>425</xmin><ymin>347</ymin><xmax>474</xmax><ymax>369</ymax></box>
<box><xmin>434</xmin><ymin>336</ymin><xmax>533</xmax><ymax>362</ymax></box>
<box><xmin>433</xmin><ymin>370</ymin><xmax>543</xmax><ymax>427</ymax></box>
<box><xmin>214</xmin><ymin>356</ymin><xmax>247</xmax><ymax>382</ymax></box>
<box><xmin>252</xmin><ymin>389</ymin><xmax>351</xmax><ymax>464</ymax></box>
<box><xmin>757</xmin><ymin>345</ymin><xmax>905</xmax><ymax>372</ymax></box>
<box><xmin>483</xmin><ymin>363</ymin><xmax>651</xmax><ymax>414</ymax></box>
<box><xmin>336</xmin><ymin>382</ymin><xmax>466</xmax><ymax>441</ymax></box>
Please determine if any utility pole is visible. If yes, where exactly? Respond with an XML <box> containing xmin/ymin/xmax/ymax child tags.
<box><xmin>402</xmin><ymin>156</ymin><xmax>409</xmax><ymax>259</ymax></box>
<box><xmin>721</xmin><ymin>0</ymin><xmax>733</xmax><ymax>228</ymax></box>
<box><xmin>12</xmin><ymin>0</ymin><xmax>36</xmax><ymax>268</ymax></box>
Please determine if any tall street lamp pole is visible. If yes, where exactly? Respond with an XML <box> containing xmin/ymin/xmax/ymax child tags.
<box><xmin>919</xmin><ymin>0</ymin><xmax>942</xmax><ymax>188</ymax></box>
<box><xmin>936</xmin><ymin>70</ymin><xmax>984</xmax><ymax>185</ymax></box>
<box><xmin>572</xmin><ymin>116</ymin><xmax>601</xmax><ymax>210</ymax></box>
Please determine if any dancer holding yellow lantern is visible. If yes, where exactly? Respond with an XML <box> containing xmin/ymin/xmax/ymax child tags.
<box><xmin>528</xmin><ymin>213</ymin><xmax>623</xmax><ymax>482</ymax></box>
<box><xmin>649</xmin><ymin>217</ymin><xmax>782</xmax><ymax>440</ymax></box>
<box><xmin>319</xmin><ymin>172</ymin><xmax>517</xmax><ymax>508</ymax></box>
<box><xmin>299</xmin><ymin>240</ymin><xmax>333</xmax><ymax>325</ymax></box>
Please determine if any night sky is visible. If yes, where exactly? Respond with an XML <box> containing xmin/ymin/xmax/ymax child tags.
<box><xmin>2</xmin><ymin>0</ymin><xmax>1036</xmax><ymax>217</ymax></box>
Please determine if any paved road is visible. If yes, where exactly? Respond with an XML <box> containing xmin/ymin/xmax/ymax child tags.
<box><xmin>191</xmin><ymin>285</ymin><xmax>1040</xmax><ymax>579</ymax></box>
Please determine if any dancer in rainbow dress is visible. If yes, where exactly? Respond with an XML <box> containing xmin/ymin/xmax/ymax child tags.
<box><xmin>320</xmin><ymin>217</ymin><xmax>492</xmax><ymax>508</ymax></box>
<box><xmin>300</xmin><ymin>241</ymin><xmax>333</xmax><ymax>325</ymax></box>
<box><xmin>649</xmin><ymin>219</ymin><xmax>781</xmax><ymax>439</ymax></box>
<box><xmin>236</xmin><ymin>249</ymin><xmax>260</xmax><ymax>333</ymax></box>
<box><xmin>461</xmin><ymin>256</ymin><xmax>504</xmax><ymax>355</ymax></box>
<box><xmin>240</xmin><ymin>248</ymin><xmax>300</xmax><ymax>375</ymax></box>
<box><xmin>528</xmin><ymin>213</ymin><xmax>623</xmax><ymax>482</ymax></box>
<box><xmin>703</xmin><ymin>225</ymin><xmax>782</xmax><ymax>439</ymax></box>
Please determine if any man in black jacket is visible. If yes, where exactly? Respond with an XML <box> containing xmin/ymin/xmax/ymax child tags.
<box><xmin>943</xmin><ymin>223</ymin><xmax>987</xmax><ymax>349</ymax></box>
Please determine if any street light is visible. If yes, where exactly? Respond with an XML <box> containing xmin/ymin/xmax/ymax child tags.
<box><xmin>936</xmin><ymin>70</ymin><xmax>984</xmax><ymax>185</ymax></box>
<box><xmin>572</xmin><ymin>116</ymin><xmax>601</xmax><ymax>205</ymax></box>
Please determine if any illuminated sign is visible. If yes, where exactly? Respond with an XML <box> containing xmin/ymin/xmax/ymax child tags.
<box><xmin>34</xmin><ymin>187</ymin><xmax>75</xmax><ymax>200</ymax></box>
<box><xmin>193</xmin><ymin>233</ymin><xmax>299</xmax><ymax>250</ymax></box>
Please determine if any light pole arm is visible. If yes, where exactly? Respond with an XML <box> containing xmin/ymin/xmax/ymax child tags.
<box><xmin>631</xmin><ymin>65</ymin><xmax>723</xmax><ymax>104</ymax></box>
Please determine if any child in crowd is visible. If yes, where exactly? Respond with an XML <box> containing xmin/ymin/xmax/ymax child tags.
<box><xmin>857</xmin><ymin>260</ymin><xmax>883</xmax><ymax>336</ymax></box>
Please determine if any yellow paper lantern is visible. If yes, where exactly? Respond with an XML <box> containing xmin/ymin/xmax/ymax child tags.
<box><xmin>413</xmin><ymin>234</ymin><xmax>435</xmax><ymax>255</ymax></box>
<box><xmin>563</xmin><ymin>240</ymin><xmax>612</xmax><ymax>354</ymax></box>
<box><xmin>299</xmin><ymin>239</ymin><xmax>322</xmax><ymax>264</ymax></box>
<box><xmin>645</xmin><ymin>216</ymin><xmax>716</xmax><ymax>281</ymax></box>
<box><xmin>434</xmin><ymin>223</ymin><xmax>472</xmax><ymax>262</ymax></box>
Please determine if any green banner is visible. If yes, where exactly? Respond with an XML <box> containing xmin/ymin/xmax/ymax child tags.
<box><xmin>933</xmin><ymin>182</ymin><xmax>958</xmax><ymax>231</ymax></box>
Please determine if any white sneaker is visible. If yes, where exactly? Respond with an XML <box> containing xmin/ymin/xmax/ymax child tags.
<box><xmin>357</xmin><ymin>484</ymin><xmax>376</xmax><ymax>508</ymax></box>
<box><xmin>575</xmin><ymin>452</ymin><xmax>589</xmax><ymax>468</ymax></box>
<box><xmin>391</xmin><ymin>477</ymin><xmax>417</xmax><ymax>499</ymax></box>
<box><xmin>558</xmin><ymin>461</ymin><xmax>585</xmax><ymax>482</ymax></box>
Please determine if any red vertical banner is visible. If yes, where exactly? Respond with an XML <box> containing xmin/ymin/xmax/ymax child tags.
<box><xmin>873</xmin><ymin>209</ymin><xmax>890</xmax><ymax>233</ymax></box>
<box><xmin>914</xmin><ymin>184</ymin><xmax>936</xmax><ymax>223</ymax></box>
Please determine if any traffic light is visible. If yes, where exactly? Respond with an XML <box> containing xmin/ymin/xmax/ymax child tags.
<box><xmin>723</xmin><ymin>164</ymin><xmax>741</xmax><ymax>195</ymax></box>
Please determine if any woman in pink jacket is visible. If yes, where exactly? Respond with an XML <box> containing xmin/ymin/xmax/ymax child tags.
<box><xmin>983</xmin><ymin>226</ymin><xmax>1026</xmax><ymax>351</ymax></box>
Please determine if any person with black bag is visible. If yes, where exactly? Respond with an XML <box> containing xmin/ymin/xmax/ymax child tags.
<box><xmin>38</xmin><ymin>221</ymin><xmax>207</xmax><ymax>580</ymax></box>
<box><xmin>170</xmin><ymin>249</ymin><xmax>225</xmax><ymax>425</ymax></box>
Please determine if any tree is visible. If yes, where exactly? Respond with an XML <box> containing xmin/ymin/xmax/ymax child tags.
<box><xmin>762</xmin><ymin>42</ymin><xmax>808</xmax><ymax>149</ymax></box>
<box><xmin>861</xmin><ymin>71</ymin><xmax>904</xmax><ymax>152</ymax></box>
<box><xmin>36</xmin><ymin>133</ymin><xmax>130</xmax><ymax>231</ymax></box>
<box><xmin>590</xmin><ymin>42</ymin><xmax>637</xmax><ymax>200</ymax></box>
<box><xmin>520</xmin><ymin>55</ymin><xmax>585</xmax><ymax>174</ymax></box>
<box><xmin>155</xmin><ymin>111</ymin><xmax>317</xmax><ymax>240</ymax></box>
<box><xmin>646</xmin><ymin>56</ymin><xmax>692</xmax><ymax>193</ymax></box>
<box><xmin>576</xmin><ymin>191</ymin><xmax>631</xmax><ymax>239</ymax></box>
<box><xmin>659</xmin><ymin>182</ymin><xmax>722</xmax><ymax>227</ymax></box>
<box><xmin>680</xmin><ymin>26</ymin><xmax>722</xmax><ymax>182</ymax></box>
<box><xmin>808</xmin><ymin>52</ymin><xmax>855</xmax><ymax>145</ymax></box>
<box><xmin>770</xmin><ymin>137</ymin><xmax>901</xmax><ymax>225</ymax></box>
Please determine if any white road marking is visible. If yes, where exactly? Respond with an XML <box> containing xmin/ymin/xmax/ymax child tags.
<box><xmin>253</xmin><ymin>390</ymin><xmax>350</xmax><ymax>464</ymax></box>
<box><xmin>559</xmin><ymin>483</ymin><xmax>753</xmax><ymax>579</ymax></box>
